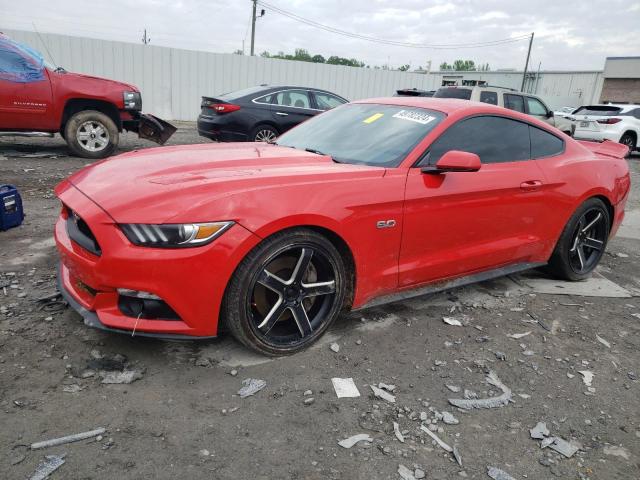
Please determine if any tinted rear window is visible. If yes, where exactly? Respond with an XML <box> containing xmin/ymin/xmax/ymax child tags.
<box><xmin>573</xmin><ymin>105</ymin><xmax>622</xmax><ymax>116</ymax></box>
<box><xmin>434</xmin><ymin>88</ymin><xmax>472</xmax><ymax>100</ymax></box>
<box><xmin>530</xmin><ymin>126</ymin><xmax>564</xmax><ymax>158</ymax></box>
<box><xmin>219</xmin><ymin>86</ymin><xmax>270</xmax><ymax>100</ymax></box>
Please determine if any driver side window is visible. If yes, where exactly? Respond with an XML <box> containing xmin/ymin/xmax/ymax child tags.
<box><xmin>424</xmin><ymin>116</ymin><xmax>531</xmax><ymax>165</ymax></box>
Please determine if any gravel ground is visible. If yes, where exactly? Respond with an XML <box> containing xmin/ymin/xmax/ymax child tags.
<box><xmin>1</xmin><ymin>125</ymin><xmax>639</xmax><ymax>480</ymax></box>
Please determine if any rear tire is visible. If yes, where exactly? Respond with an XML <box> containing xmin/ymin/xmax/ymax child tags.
<box><xmin>619</xmin><ymin>132</ymin><xmax>636</xmax><ymax>153</ymax></box>
<box><xmin>64</xmin><ymin>110</ymin><xmax>119</xmax><ymax>159</ymax></box>
<box><xmin>546</xmin><ymin>198</ymin><xmax>610</xmax><ymax>281</ymax></box>
<box><xmin>222</xmin><ymin>228</ymin><xmax>346</xmax><ymax>356</ymax></box>
<box><xmin>251</xmin><ymin>124</ymin><xmax>278</xmax><ymax>143</ymax></box>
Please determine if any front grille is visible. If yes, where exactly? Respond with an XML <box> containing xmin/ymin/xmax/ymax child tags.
<box><xmin>65</xmin><ymin>207</ymin><xmax>101</xmax><ymax>256</ymax></box>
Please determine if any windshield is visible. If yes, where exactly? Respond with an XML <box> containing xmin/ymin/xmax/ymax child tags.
<box><xmin>573</xmin><ymin>105</ymin><xmax>622</xmax><ymax>116</ymax></box>
<box><xmin>434</xmin><ymin>87</ymin><xmax>472</xmax><ymax>100</ymax></box>
<box><xmin>276</xmin><ymin>104</ymin><xmax>445</xmax><ymax>167</ymax></box>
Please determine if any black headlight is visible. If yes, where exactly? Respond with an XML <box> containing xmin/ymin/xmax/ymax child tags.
<box><xmin>123</xmin><ymin>91</ymin><xmax>142</xmax><ymax>110</ymax></box>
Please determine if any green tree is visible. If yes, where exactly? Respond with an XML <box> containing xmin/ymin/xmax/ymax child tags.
<box><xmin>232</xmin><ymin>49</ymin><xmax>244</xmax><ymax>55</ymax></box>
<box><xmin>453</xmin><ymin>59</ymin><xmax>476</xmax><ymax>71</ymax></box>
<box><xmin>398</xmin><ymin>64</ymin><xmax>410</xmax><ymax>71</ymax></box>
<box><xmin>440</xmin><ymin>62</ymin><xmax>452</xmax><ymax>70</ymax></box>
<box><xmin>311</xmin><ymin>54</ymin><xmax>326</xmax><ymax>63</ymax></box>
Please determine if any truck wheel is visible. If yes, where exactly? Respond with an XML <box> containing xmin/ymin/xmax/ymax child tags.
<box><xmin>65</xmin><ymin>110</ymin><xmax>119</xmax><ymax>159</ymax></box>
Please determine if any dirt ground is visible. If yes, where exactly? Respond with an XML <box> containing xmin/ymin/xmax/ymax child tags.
<box><xmin>1</xmin><ymin>125</ymin><xmax>639</xmax><ymax>480</ymax></box>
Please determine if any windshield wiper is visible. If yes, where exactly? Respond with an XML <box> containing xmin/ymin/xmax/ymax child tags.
<box><xmin>304</xmin><ymin>148</ymin><xmax>326</xmax><ymax>155</ymax></box>
<box><xmin>304</xmin><ymin>148</ymin><xmax>343</xmax><ymax>163</ymax></box>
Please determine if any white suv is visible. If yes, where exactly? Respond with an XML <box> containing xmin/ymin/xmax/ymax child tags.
<box><xmin>570</xmin><ymin>104</ymin><xmax>639</xmax><ymax>151</ymax></box>
<box><xmin>434</xmin><ymin>86</ymin><xmax>575</xmax><ymax>135</ymax></box>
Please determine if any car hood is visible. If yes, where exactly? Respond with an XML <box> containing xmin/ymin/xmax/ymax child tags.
<box><xmin>56</xmin><ymin>70</ymin><xmax>139</xmax><ymax>91</ymax></box>
<box><xmin>64</xmin><ymin>143</ymin><xmax>385</xmax><ymax>224</ymax></box>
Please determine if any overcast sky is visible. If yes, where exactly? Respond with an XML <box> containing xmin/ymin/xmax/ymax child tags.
<box><xmin>1</xmin><ymin>0</ymin><xmax>639</xmax><ymax>71</ymax></box>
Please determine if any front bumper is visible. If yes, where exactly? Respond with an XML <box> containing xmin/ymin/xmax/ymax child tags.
<box><xmin>122</xmin><ymin>112</ymin><xmax>177</xmax><ymax>145</ymax></box>
<box><xmin>54</xmin><ymin>181</ymin><xmax>261</xmax><ymax>338</ymax></box>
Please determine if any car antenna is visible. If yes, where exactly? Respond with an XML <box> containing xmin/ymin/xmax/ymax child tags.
<box><xmin>32</xmin><ymin>22</ymin><xmax>59</xmax><ymax>70</ymax></box>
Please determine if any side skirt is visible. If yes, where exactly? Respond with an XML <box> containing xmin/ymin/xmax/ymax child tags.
<box><xmin>354</xmin><ymin>262</ymin><xmax>545</xmax><ymax>311</ymax></box>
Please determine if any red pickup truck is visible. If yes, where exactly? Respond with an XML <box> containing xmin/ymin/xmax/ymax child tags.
<box><xmin>0</xmin><ymin>34</ymin><xmax>175</xmax><ymax>159</ymax></box>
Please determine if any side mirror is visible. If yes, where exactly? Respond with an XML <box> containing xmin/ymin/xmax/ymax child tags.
<box><xmin>421</xmin><ymin>150</ymin><xmax>481</xmax><ymax>174</ymax></box>
<box><xmin>546</xmin><ymin>110</ymin><xmax>554</xmax><ymax>118</ymax></box>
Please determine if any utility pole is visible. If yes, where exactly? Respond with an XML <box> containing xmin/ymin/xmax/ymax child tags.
<box><xmin>142</xmin><ymin>28</ymin><xmax>150</xmax><ymax>45</ymax></box>
<box><xmin>250</xmin><ymin>0</ymin><xmax>257</xmax><ymax>56</ymax></box>
<box><xmin>520</xmin><ymin>32</ymin><xmax>534</xmax><ymax>92</ymax></box>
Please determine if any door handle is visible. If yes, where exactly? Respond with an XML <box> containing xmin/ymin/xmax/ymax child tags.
<box><xmin>275</xmin><ymin>112</ymin><xmax>288</xmax><ymax>116</ymax></box>
<box><xmin>520</xmin><ymin>180</ymin><xmax>543</xmax><ymax>191</ymax></box>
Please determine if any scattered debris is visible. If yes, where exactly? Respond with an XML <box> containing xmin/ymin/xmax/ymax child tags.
<box><xmin>449</xmin><ymin>371</ymin><xmax>512</xmax><ymax>410</ymax></box>
<box><xmin>446</xmin><ymin>384</ymin><xmax>461</xmax><ymax>393</ymax></box>
<box><xmin>530</xmin><ymin>422</ymin><xmax>550</xmax><ymax>440</ymax></box>
<box><xmin>487</xmin><ymin>466</ymin><xmax>516</xmax><ymax>480</ymax></box>
<box><xmin>370</xmin><ymin>384</ymin><xmax>396</xmax><ymax>403</ymax></box>
<box><xmin>443</xmin><ymin>316</ymin><xmax>463</xmax><ymax>326</ymax></box>
<box><xmin>545</xmin><ymin>436</ymin><xmax>581</xmax><ymax>458</ymax></box>
<box><xmin>100</xmin><ymin>369</ymin><xmax>143</xmax><ymax>384</ymax></box>
<box><xmin>331</xmin><ymin>377</ymin><xmax>360</xmax><ymax>398</ymax></box>
<box><xmin>62</xmin><ymin>384</ymin><xmax>83</xmax><ymax>394</ymax></box>
<box><xmin>378</xmin><ymin>382</ymin><xmax>396</xmax><ymax>392</ymax></box>
<box><xmin>238</xmin><ymin>378</ymin><xmax>266</xmax><ymax>398</ymax></box>
<box><xmin>596</xmin><ymin>334</ymin><xmax>611</xmax><ymax>348</ymax></box>
<box><xmin>507</xmin><ymin>331</ymin><xmax>531</xmax><ymax>339</ymax></box>
<box><xmin>329</xmin><ymin>342</ymin><xmax>340</xmax><ymax>353</ymax></box>
<box><xmin>603</xmin><ymin>445</ymin><xmax>630</xmax><ymax>460</ymax></box>
<box><xmin>528</xmin><ymin>421</ymin><xmax>581</xmax><ymax>458</ymax></box>
<box><xmin>453</xmin><ymin>444</ymin><xmax>463</xmax><ymax>466</ymax></box>
<box><xmin>393</xmin><ymin>421</ymin><xmax>405</xmax><ymax>443</ymax></box>
<box><xmin>199</xmin><ymin>449</ymin><xmax>210</xmax><ymax>456</ymax></box>
<box><xmin>303</xmin><ymin>397</ymin><xmax>315</xmax><ymax>405</ymax></box>
<box><xmin>31</xmin><ymin>428</ymin><xmax>106</xmax><ymax>449</ymax></box>
<box><xmin>338</xmin><ymin>433</ymin><xmax>372</xmax><ymax>449</ymax></box>
<box><xmin>579</xmin><ymin>370</ymin><xmax>594</xmax><ymax>387</ymax></box>
<box><xmin>442</xmin><ymin>411</ymin><xmax>459</xmax><ymax>425</ymax></box>
<box><xmin>494</xmin><ymin>351</ymin><xmax>506</xmax><ymax>361</ymax></box>
<box><xmin>420</xmin><ymin>425</ymin><xmax>452</xmax><ymax>452</ymax></box>
<box><xmin>397</xmin><ymin>464</ymin><xmax>417</xmax><ymax>480</ymax></box>
<box><xmin>29</xmin><ymin>454</ymin><xmax>66</xmax><ymax>480</ymax></box>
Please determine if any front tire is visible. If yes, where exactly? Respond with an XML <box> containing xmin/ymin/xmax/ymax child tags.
<box><xmin>64</xmin><ymin>110</ymin><xmax>119</xmax><ymax>159</ymax></box>
<box><xmin>547</xmin><ymin>198</ymin><xmax>610</xmax><ymax>281</ymax></box>
<box><xmin>222</xmin><ymin>229</ymin><xmax>347</xmax><ymax>356</ymax></box>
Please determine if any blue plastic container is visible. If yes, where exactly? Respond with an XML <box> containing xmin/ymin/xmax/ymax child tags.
<box><xmin>0</xmin><ymin>185</ymin><xmax>24</xmax><ymax>231</ymax></box>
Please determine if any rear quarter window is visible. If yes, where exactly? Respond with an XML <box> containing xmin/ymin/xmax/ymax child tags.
<box><xmin>480</xmin><ymin>91</ymin><xmax>498</xmax><ymax>105</ymax></box>
<box><xmin>504</xmin><ymin>94</ymin><xmax>525</xmax><ymax>113</ymax></box>
<box><xmin>530</xmin><ymin>126</ymin><xmax>564</xmax><ymax>158</ymax></box>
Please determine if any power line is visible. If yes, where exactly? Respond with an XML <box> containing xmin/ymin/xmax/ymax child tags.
<box><xmin>257</xmin><ymin>1</ymin><xmax>531</xmax><ymax>49</ymax></box>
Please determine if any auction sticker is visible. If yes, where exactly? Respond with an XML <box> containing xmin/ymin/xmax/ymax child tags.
<box><xmin>392</xmin><ymin>110</ymin><xmax>436</xmax><ymax>125</ymax></box>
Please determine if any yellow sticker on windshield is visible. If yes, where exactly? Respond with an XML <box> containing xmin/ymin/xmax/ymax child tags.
<box><xmin>363</xmin><ymin>113</ymin><xmax>384</xmax><ymax>124</ymax></box>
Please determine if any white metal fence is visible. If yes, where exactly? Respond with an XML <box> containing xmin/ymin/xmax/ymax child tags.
<box><xmin>4</xmin><ymin>29</ymin><xmax>604</xmax><ymax>121</ymax></box>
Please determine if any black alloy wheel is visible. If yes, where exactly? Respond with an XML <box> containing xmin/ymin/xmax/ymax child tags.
<box><xmin>223</xmin><ymin>229</ymin><xmax>346</xmax><ymax>355</ymax></box>
<box><xmin>568</xmin><ymin>207</ymin><xmax>608</xmax><ymax>274</ymax></box>
<box><xmin>547</xmin><ymin>198</ymin><xmax>610</xmax><ymax>281</ymax></box>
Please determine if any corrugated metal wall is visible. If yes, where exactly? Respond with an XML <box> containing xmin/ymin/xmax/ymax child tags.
<box><xmin>4</xmin><ymin>29</ymin><xmax>604</xmax><ymax>120</ymax></box>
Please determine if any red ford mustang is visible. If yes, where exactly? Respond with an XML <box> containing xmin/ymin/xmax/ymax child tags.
<box><xmin>54</xmin><ymin>98</ymin><xmax>631</xmax><ymax>355</ymax></box>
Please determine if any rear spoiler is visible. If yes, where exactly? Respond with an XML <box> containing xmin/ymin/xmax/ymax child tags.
<box><xmin>577</xmin><ymin>139</ymin><xmax>629</xmax><ymax>159</ymax></box>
